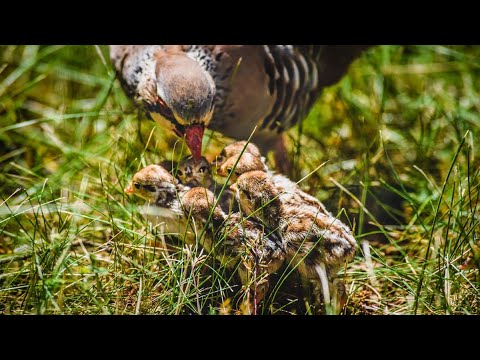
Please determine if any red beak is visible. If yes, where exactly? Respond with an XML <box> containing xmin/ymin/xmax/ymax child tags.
<box><xmin>125</xmin><ymin>183</ymin><xmax>134</xmax><ymax>195</ymax></box>
<box><xmin>185</xmin><ymin>124</ymin><xmax>204</xmax><ymax>162</ymax></box>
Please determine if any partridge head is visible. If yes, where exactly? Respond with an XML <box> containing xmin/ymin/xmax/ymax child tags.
<box><xmin>175</xmin><ymin>156</ymin><xmax>237</xmax><ymax>214</ymax></box>
<box><xmin>155</xmin><ymin>53</ymin><xmax>215</xmax><ymax>161</ymax></box>
<box><xmin>115</xmin><ymin>47</ymin><xmax>215</xmax><ymax>162</ymax></box>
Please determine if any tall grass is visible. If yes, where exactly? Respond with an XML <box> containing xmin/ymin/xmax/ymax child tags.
<box><xmin>0</xmin><ymin>45</ymin><xmax>479</xmax><ymax>314</ymax></box>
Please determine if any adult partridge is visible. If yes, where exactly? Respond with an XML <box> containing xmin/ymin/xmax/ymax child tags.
<box><xmin>110</xmin><ymin>45</ymin><xmax>370</xmax><ymax>162</ymax></box>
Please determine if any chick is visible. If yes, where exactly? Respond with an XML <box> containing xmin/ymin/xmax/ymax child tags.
<box><xmin>218</xmin><ymin>151</ymin><xmax>330</xmax><ymax>216</ymax></box>
<box><xmin>181</xmin><ymin>187</ymin><xmax>285</xmax><ymax>313</ymax></box>
<box><xmin>177</xmin><ymin>155</ymin><xmax>238</xmax><ymax>214</ymax></box>
<box><xmin>212</xmin><ymin>141</ymin><xmax>265</xmax><ymax>167</ymax></box>
<box><xmin>125</xmin><ymin>164</ymin><xmax>193</xmax><ymax>242</ymax></box>
<box><xmin>231</xmin><ymin>171</ymin><xmax>357</xmax><ymax>314</ymax></box>
<box><xmin>217</xmin><ymin>152</ymin><xmax>268</xmax><ymax>182</ymax></box>
<box><xmin>176</xmin><ymin>156</ymin><xmax>213</xmax><ymax>188</ymax></box>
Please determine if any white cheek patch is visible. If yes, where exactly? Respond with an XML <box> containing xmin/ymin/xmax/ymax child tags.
<box><xmin>159</xmin><ymin>182</ymin><xmax>176</xmax><ymax>189</ymax></box>
<box><xmin>140</xmin><ymin>205</ymin><xmax>180</xmax><ymax>219</ymax></box>
<box><xmin>156</xmin><ymin>85</ymin><xmax>166</xmax><ymax>103</ymax></box>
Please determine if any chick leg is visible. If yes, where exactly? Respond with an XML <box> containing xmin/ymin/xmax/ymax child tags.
<box><xmin>333</xmin><ymin>278</ymin><xmax>347</xmax><ymax>313</ymax></box>
<box><xmin>315</xmin><ymin>262</ymin><xmax>333</xmax><ymax>314</ymax></box>
<box><xmin>327</xmin><ymin>265</ymin><xmax>346</xmax><ymax>314</ymax></box>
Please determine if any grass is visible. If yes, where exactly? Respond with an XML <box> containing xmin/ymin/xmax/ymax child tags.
<box><xmin>0</xmin><ymin>45</ymin><xmax>479</xmax><ymax>314</ymax></box>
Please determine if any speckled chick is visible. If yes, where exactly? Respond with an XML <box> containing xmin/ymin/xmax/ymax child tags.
<box><xmin>231</xmin><ymin>171</ymin><xmax>357</xmax><ymax>313</ymax></box>
<box><xmin>125</xmin><ymin>164</ymin><xmax>193</xmax><ymax>242</ymax></box>
<box><xmin>181</xmin><ymin>187</ymin><xmax>285</xmax><ymax>313</ymax></box>
<box><xmin>177</xmin><ymin>155</ymin><xmax>238</xmax><ymax>214</ymax></box>
<box><xmin>218</xmin><ymin>150</ymin><xmax>330</xmax><ymax>216</ymax></box>
<box><xmin>176</xmin><ymin>156</ymin><xmax>213</xmax><ymax>188</ymax></box>
<box><xmin>212</xmin><ymin>141</ymin><xmax>265</xmax><ymax>167</ymax></box>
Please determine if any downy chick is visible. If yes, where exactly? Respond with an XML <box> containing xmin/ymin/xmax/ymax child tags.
<box><xmin>218</xmin><ymin>151</ymin><xmax>330</xmax><ymax>216</ymax></box>
<box><xmin>176</xmin><ymin>156</ymin><xmax>213</xmax><ymax>188</ymax></box>
<box><xmin>231</xmin><ymin>171</ymin><xmax>357</xmax><ymax>314</ymax></box>
<box><xmin>212</xmin><ymin>140</ymin><xmax>265</xmax><ymax>168</ymax></box>
<box><xmin>125</xmin><ymin>164</ymin><xmax>193</xmax><ymax>242</ymax></box>
<box><xmin>181</xmin><ymin>187</ymin><xmax>285</xmax><ymax>313</ymax></box>
<box><xmin>177</xmin><ymin>155</ymin><xmax>238</xmax><ymax>214</ymax></box>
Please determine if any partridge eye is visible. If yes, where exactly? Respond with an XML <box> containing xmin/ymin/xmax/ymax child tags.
<box><xmin>159</xmin><ymin>107</ymin><xmax>175</xmax><ymax>121</ymax></box>
<box><xmin>134</xmin><ymin>182</ymin><xmax>141</xmax><ymax>190</ymax></box>
<box><xmin>199</xmin><ymin>166</ymin><xmax>208</xmax><ymax>173</ymax></box>
<box><xmin>143</xmin><ymin>185</ymin><xmax>156</xmax><ymax>192</ymax></box>
<box><xmin>157</xmin><ymin>99</ymin><xmax>176</xmax><ymax>122</ymax></box>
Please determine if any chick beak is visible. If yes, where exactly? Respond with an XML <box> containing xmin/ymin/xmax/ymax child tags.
<box><xmin>229</xmin><ymin>183</ymin><xmax>238</xmax><ymax>192</ymax></box>
<box><xmin>185</xmin><ymin>124</ymin><xmax>204</xmax><ymax>162</ymax></box>
<box><xmin>125</xmin><ymin>183</ymin><xmax>134</xmax><ymax>195</ymax></box>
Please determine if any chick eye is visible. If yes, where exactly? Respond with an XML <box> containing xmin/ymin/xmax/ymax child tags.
<box><xmin>134</xmin><ymin>182</ymin><xmax>141</xmax><ymax>189</ymax></box>
<box><xmin>227</xmin><ymin>168</ymin><xmax>233</xmax><ymax>174</ymax></box>
<box><xmin>216</xmin><ymin>155</ymin><xmax>225</xmax><ymax>163</ymax></box>
<box><xmin>143</xmin><ymin>185</ymin><xmax>156</xmax><ymax>192</ymax></box>
<box><xmin>199</xmin><ymin>166</ymin><xmax>208</xmax><ymax>173</ymax></box>
<box><xmin>177</xmin><ymin>170</ymin><xmax>184</xmax><ymax>177</ymax></box>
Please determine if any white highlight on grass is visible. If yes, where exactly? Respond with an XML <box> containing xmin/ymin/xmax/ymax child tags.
<box><xmin>315</xmin><ymin>262</ymin><xmax>331</xmax><ymax>310</ymax></box>
<box><xmin>136</xmin><ymin>277</ymin><xmax>143</xmax><ymax>315</ymax></box>
<box><xmin>362</xmin><ymin>240</ymin><xmax>379</xmax><ymax>289</ymax></box>
<box><xmin>444</xmin><ymin>263</ymin><xmax>451</xmax><ymax>314</ymax></box>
